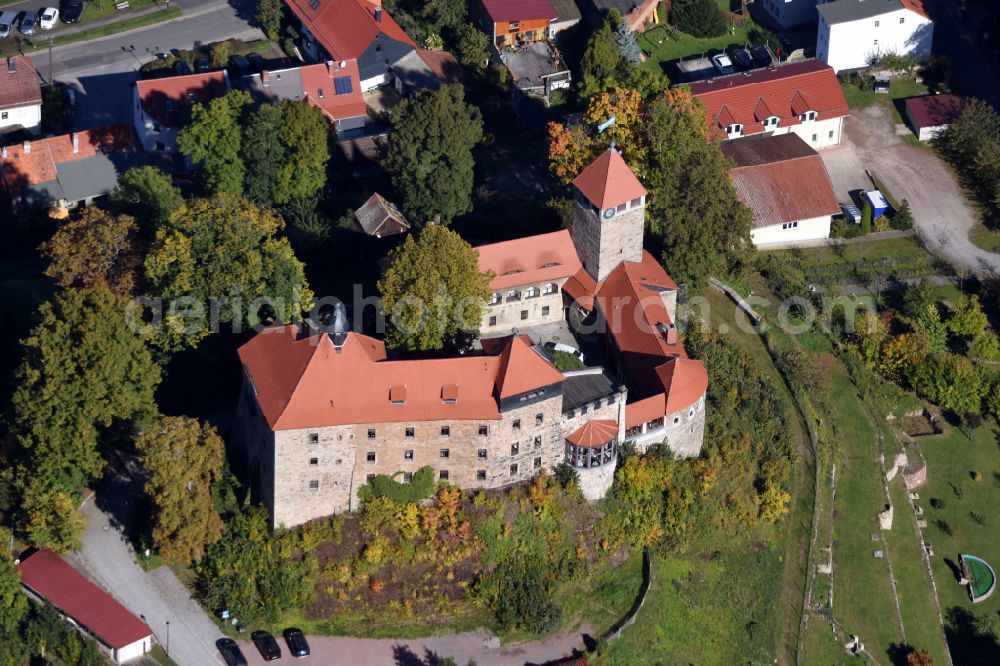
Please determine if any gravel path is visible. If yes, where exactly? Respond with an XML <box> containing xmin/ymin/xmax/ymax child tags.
<box><xmin>822</xmin><ymin>105</ymin><xmax>1000</xmax><ymax>277</ymax></box>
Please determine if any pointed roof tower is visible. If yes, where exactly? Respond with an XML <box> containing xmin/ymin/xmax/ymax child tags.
<box><xmin>572</xmin><ymin>148</ymin><xmax>647</xmax><ymax>210</ymax></box>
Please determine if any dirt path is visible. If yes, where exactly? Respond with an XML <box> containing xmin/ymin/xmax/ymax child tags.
<box><xmin>824</xmin><ymin>105</ymin><xmax>1000</xmax><ymax>277</ymax></box>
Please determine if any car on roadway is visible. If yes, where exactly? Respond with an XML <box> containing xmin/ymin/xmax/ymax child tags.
<box><xmin>251</xmin><ymin>630</ymin><xmax>282</xmax><ymax>661</ymax></box>
<box><xmin>216</xmin><ymin>638</ymin><xmax>248</xmax><ymax>666</ymax></box>
<box><xmin>194</xmin><ymin>56</ymin><xmax>211</xmax><ymax>72</ymax></box>
<box><xmin>710</xmin><ymin>53</ymin><xmax>734</xmax><ymax>75</ymax></box>
<box><xmin>60</xmin><ymin>0</ymin><xmax>83</xmax><ymax>24</ymax></box>
<box><xmin>0</xmin><ymin>11</ymin><xmax>16</xmax><ymax>38</ymax></box>
<box><xmin>39</xmin><ymin>7</ymin><xmax>58</xmax><ymax>30</ymax></box>
<box><xmin>248</xmin><ymin>52</ymin><xmax>266</xmax><ymax>70</ymax></box>
<box><xmin>20</xmin><ymin>11</ymin><xmax>38</xmax><ymax>35</ymax></box>
<box><xmin>229</xmin><ymin>54</ymin><xmax>250</xmax><ymax>72</ymax></box>
<box><xmin>749</xmin><ymin>43</ymin><xmax>772</xmax><ymax>68</ymax></box>
<box><xmin>283</xmin><ymin>628</ymin><xmax>311</xmax><ymax>657</ymax></box>
<box><xmin>725</xmin><ymin>45</ymin><xmax>753</xmax><ymax>71</ymax></box>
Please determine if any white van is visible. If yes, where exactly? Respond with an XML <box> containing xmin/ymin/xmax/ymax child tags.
<box><xmin>0</xmin><ymin>11</ymin><xmax>17</xmax><ymax>38</ymax></box>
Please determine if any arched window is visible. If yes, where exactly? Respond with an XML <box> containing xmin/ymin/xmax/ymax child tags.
<box><xmin>543</xmin><ymin>283</ymin><xmax>558</xmax><ymax>295</ymax></box>
<box><xmin>525</xmin><ymin>286</ymin><xmax>539</xmax><ymax>299</ymax></box>
<box><xmin>505</xmin><ymin>289</ymin><xmax>520</xmax><ymax>303</ymax></box>
<box><xmin>490</xmin><ymin>292</ymin><xmax>501</xmax><ymax>305</ymax></box>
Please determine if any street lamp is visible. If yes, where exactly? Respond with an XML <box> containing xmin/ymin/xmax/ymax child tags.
<box><xmin>165</xmin><ymin>621</ymin><xmax>170</xmax><ymax>656</ymax></box>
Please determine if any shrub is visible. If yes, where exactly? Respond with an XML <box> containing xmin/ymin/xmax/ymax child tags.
<box><xmin>209</xmin><ymin>41</ymin><xmax>232</xmax><ymax>69</ymax></box>
<box><xmin>551</xmin><ymin>349</ymin><xmax>585</xmax><ymax>371</ymax></box>
<box><xmin>892</xmin><ymin>199</ymin><xmax>914</xmax><ymax>230</ymax></box>
<box><xmin>861</xmin><ymin>199</ymin><xmax>873</xmax><ymax>235</ymax></box>
<box><xmin>481</xmin><ymin>553</ymin><xmax>562</xmax><ymax>634</ymax></box>
<box><xmin>670</xmin><ymin>0</ymin><xmax>726</xmax><ymax>39</ymax></box>
<box><xmin>359</xmin><ymin>466</ymin><xmax>437</xmax><ymax>505</ymax></box>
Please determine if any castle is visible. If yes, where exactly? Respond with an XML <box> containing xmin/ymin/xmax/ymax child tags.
<box><xmin>234</xmin><ymin>150</ymin><xmax>708</xmax><ymax>528</ymax></box>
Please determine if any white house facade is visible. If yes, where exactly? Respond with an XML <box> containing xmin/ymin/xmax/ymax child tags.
<box><xmin>816</xmin><ymin>0</ymin><xmax>934</xmax><ymax>73</ymax></box>
<box><xmin>751</xmin><ymin>215</ymin><xmax>834</xmax><ymax>246</ymax></box>
<box><xmin>1</xmin><ymin>56</ymin><xmax>42</xmax><ymax>134</ymax></box>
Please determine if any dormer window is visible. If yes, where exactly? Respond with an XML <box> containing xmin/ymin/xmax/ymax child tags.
<box><xmin>441</xmin><ymin>384</ymin><xmax>459</xmax><ymax>404</ymax></box>
<box><xmin>390</xmin><ymin>385</ymin><xmax>406</xmax><ymax>405</ymax></box>
<box><xmin>800</xmin><ymin>111</ymin><xmax>817</xmax><ymax>122</ymax></box>
<box><xmin>763</xmin><ymin>116</ymin><xmax>779</xmax><ymax>129</ymax></box>
<box><xmin>505</xmin><ymin>289</ymin><xmax>520</xmax><ymax>302</ymax></box>
<box><xmin>725</xmin><ymin>123</ymin><xmax>743</xmax><ymax>137</ymax></box>
<box><xmin>509</xmin><ymin>21</ymin><xmax>519</xmax><ymax>32</ymax></box>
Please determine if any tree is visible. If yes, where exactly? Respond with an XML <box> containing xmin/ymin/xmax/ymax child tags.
<box><xmin>422</xmin><ymin>0</ymin><xmax>466</xmax><ymax>33</ymax></box>
<box><xmin>986</xmin><ymin>383</ymin><xmax>1000</xmax><ymax>420</ymax></box>
<box><xmin>946</xmin><ymin>294</ymin><xmax>988</xmax><ymax>340</ymax></box>
<box><xmin>854</xmin><ymin>309</ymin><xmax>889</xmax><ymax>367</ymax></box>
<box><xmin>861</xmin><ymin>198</ymin><xmax>873</xmax><ymax>235</ymax></box>
<box><xmin>879</xmin><ymin>333</ymin><xmax>931</xmax><ymax>382</ymax></box>
<box><xmin>241</xmin><ymin>103</ymin><xmax>286</xmax><ymax>206</ymax></box>
<box><xmin>273</xmin><ymin>99</ymin><xmax>330</xmax><ymax>205</ymax></box>
<box><xmin>908</xmin><ymin>352</ymin><xmax>988</xmax><ymax>414</ymax></box>
<box><xmin>284</xmin><ymin>197</ymin><xmax>330</xmax><ymax>253</ymax></box>
<box><xmin>377</xmin><ymin>224</ymin><xmax>492</xmax><ymax>351</ymax></box>
<box><xmin>40</xmin><ymin>209</ymin><xmax>141</xmax><ymax>299</ymax></box>
<box><xmin>177</xmin><ymin>89</ymin><xmax>252</xmax><ymax>195</ymax></box>
<box><xmin>616</xmin><ymin>19</ymin><xmax>641</xmax><ymax>64</ymax></box>
<box><xmin>256</xmin><ymin>0</ymin><xmax>282</xmax><ymax>41</ymax></box>
<box><xmin>548</xmin><ymin>121</ymin><xmax>596</xmax><ymax>184</ymax></box>
<box><xmin>210</xmin><ymin>41</ymin><xmax>233</xmax><ymax>69</ymax></box>
<box><xmin>109</xmin><ymin>166</ymin><xmax>183</xmax><ymax>236</ymax></box>
<box><xmin>481</xmin><ymin>552</ymin><xmax>562</xmax><ymax>633</ymax></box>
<box><xmin>136</xmin><ymin>416</ymin><xmax>225</xmax><ymax>563</ymax></box>
<box><xmin>913</xmin><ymin>303</ymin><xmax>949</xmax><ymax>353</ymax></box>
<box><xmin>579</xmin><ymin>15</ymin><xmax>620</xmax><ymax>98</ymax></box>
<box><xmin>906</xmin><ymin>648</ymin><xmax>934</xmax><ymax>666</ymax></box>
<box><xmin>144</xmin><ymin>195</ymin><xmax>313</xmax><ymax>351</ymax></box>
<box><xmin>670</xmin><ymin>0</ymin><xmax>727</xmax><ymax>38</ymax></box>
<box><xmin>12</xmin><ymin>288</ymin><xmax>161</xmax><ymax>493</ymax></box>
<box><xmin>0</xmin><ymin>534</ymin><xmax>27</xmax><ymax>638</ymax></box>
<box><xmin>385</xmin><ymin>84</ymin><xmax>483</xmax><ymax>224</ymax></box>
<box><xmin>902</xmin><ymin>278</ymin><xmax>936</xmax><ymax>321</ymax></box>
<box><xmin>19</xmin><ymin>484</ymin><xmax>86</xmax><ymax>552</ymax></box>
<box><xmin>455</xmin><ymin>22</ymin><xmax>489</xmax><ymax>74</ymax></box>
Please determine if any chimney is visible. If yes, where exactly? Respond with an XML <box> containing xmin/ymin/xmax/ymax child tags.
<box><xmin>1</xmin><ymin>146</ymin><xmax>6</xmax><ymax>159</ymax></box>
<box><xmin>370</xmin><ymin>0</ymin><xmax>381</xmax><ymax>7</ymax></box>
<box><xmin>326</xmin><ymin>60</ymin><xmax>334</xmax><ymax>76</ymax></box>
<box><xmin>22</xmin><ymin>141</ymin><xmax>30</xmax><ymax>154</ymax></box>
<box><xmin>261</xmin><ymin>70</ymin><xmax>270</xmax><ymax>85</ymax></box>
<box><xmin>71</xmin><ymin>133</ymin><xmax>79</xmax><ymax>154</ymax></box>
<box><xmin>374</xmin><ymin>6</ymin><xmax>382</xmax><ymax>22</ymax></box>
<box><xmin>6</xmin><ymin>57</ymin><xmax>14</xmax><ymax>74</ymax></box>
<box><xmin>666</xmin><ymin>324</ymin><xmax>677</xmax><ymax>345</ymax></box>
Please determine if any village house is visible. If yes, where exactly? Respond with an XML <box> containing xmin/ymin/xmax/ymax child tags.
<box><xmin>578</xmin><ymin>0</ymin><xmax>660</xmax><ymax>32</ymax></box>
<box><xmin>132</xmin><ymin>71</ymin><xmax>230</xmax><ymax>153</ymax></box>
<box><xmin>284</xmin><ymin>0</ymin><xmax>416</xmax><ymax>92</ymax></box>
<box><xmin>903</xmin><ymin>93</ymin><xmax>961</xmax><ymax>142</ymax></box>
<box><xmin>240</xmin><ymin>59</ymin><xmax>367</xmax><ymax>137</ymax></box>
<box><xmin>816</xmin><ymin>0</ymin><xmax>933</xmax><ymax>73</ymax></box>
<box><xmin>391</xmin><ymin>49</ymin><xmax>465</xmax><ymax>97</ymax></box>
<box><xmin>0</xmin><ymin>56</ymin><xmax>42</xmax><ymax>135</ymax></box>
<box><xmin>474</xmin><ymin>0</ymin><xmax>558</xmax><ymax>49</ymax></box>
<box><xmin>721</xmin><ymin>133</ymin><xmax>841</xmax><ymax>246</ymax></box>
<box><xmin>235</xmin><ymin>150</ymin><xmax>707</xmax><ymax>529</ymax></box>
<box><xmin>689</xmin><ymin>59</ymin><xmax>849</xmax><ymax>148</ymax></box>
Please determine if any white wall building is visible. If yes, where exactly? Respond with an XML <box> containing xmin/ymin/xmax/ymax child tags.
<box><xmin>132</xmin><ymin>71</ymin><xmax>229</xmax><ymax>153</ymax></box>
<box><xmin>0</xmin><ymin>55</ymin><xmax>42</xmax><ymax>134</ymax></box>
<box><xmin>816</xmin><ymin>0</ymin><xmax>934</xmax><ymax>73</ymax></box>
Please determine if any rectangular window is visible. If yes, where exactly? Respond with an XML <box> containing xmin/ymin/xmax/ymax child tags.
<box><xmin>535</xmin><ymin>413</ymin><xmax>543</xmax><ymax>425</ymax></box>
<box><xmin>309</xmin><ymin>457</ymin><xmax>319</xmax><ymax>466</ymax></box>
<box><xmin>513</xmin><ymin>419</ymin><xmax>521</xmax><ymax>430</ymax></box>
<box><xmin>367</xmin><ymin>451</ymin><xmax>376</xmax><ymax>462</ymax></box>
<box><xmin>616</xmin><ymin>202</ymin><xmax>626</xmax><ymax>213</ymax></box>
<box><xmin>828</xmin><ymin>130</ymin><xmax>834</xmax><ymax>139</ymax></box>
<box><xmin>1</xmin><ymin>112</ymin><xmax>7</xmax><ymax>120</ymax></box>
<box><xmin>534</xmin><ymin>435</ymin><xmax>542</xmax><ymax>448</ymax></box>
<box><xmin>811</xmin><ymin>134</ymin><xmax>818</xmax><ymax>143</ymax></box>
<box><xmin>440</xmin><ymin>425</ymin><xmax>450</xmax><ymax>437</ymax></box>
<box><xmin>309</xmin><ymin>480</ymin><xmax>319</xmax><ymax>490</ymax></box>
<box><xmin>874</xmin><ymin>20</ymin><xmax>879</xmax><ymax>27</ymax></box>
<box><xmin>509</xmin><ymin>21</ymin><xmax>519</xmax><ymax>32</ymax></box>
<box><xmin>308</xmin><ymin>433</ymin><xmax>319</xmax><ymax>444</ymax></box>
<box><xmin>630</xmin><ymin>197</ymin><xmax>642</xmax><ymax>208</ymax></box>
<box><xmin>488</xmin><ymin>316</ymin><xmax>497</xmax><ymax>326</ymax></box>
<box><xmin>440</xmin><ymin>448</ymin><xmax>450</xmax><ymax>459</ymax></box>
<box><xmin>874</xmin><ymin>39</ymin><xmax>878</xmax><ymax>46</ymax></box>
<box><xmin>366</xmin><ymin>473</ymin><xmax>376</xmax><ymax>483</ymax></box>
<box><xmin>534</xmin><ymin>456</ymin><xmax>542</xmax><ymax>469</ymax></box>
<box><xmin>405</xmin><ymin>427</ymin><xmax>415</xmax><ymax>438</ymax></box>
<box><xmin>478</xmin><ymin>448</ymin><xmax>488</xmax><ymax>459</ymax></box>
<box><xmin>900</xmin><ymin>17</ymin><xmax>905</xmax><ymax>24</ymax></box>
<box><xmin>541</xmin><ymin>306</ymin><xmax>550</xmax><ymax>316</ymax></box>
<box><xmin>511</xmin><ymin>442</ymin><xmax>519</xmax><ymax>455</ymax></box>
<box><xmin>520</xmin><ymin>310</ymin><xmax>528</xmax><ymax>320</ymax></box>
<box><xmin>404</xmin><ymin>449</ymin><xmax>414</xmax><ymax>460</ymax></box>
<box><xmin>403</xmin><ymin>472</ymin><xmax>413</xmax><ymax>483</ymax></box>
<box><xmin>439</xmin><ymin>469</ymin><xmax>449</xmax><ymax>480</ymax></box>
<box><xmin>367</xmin><ymin>428</ymin><xmax>376</xmax><ymax>439</ymax></box>
<box><xmin>510</xmin><ymin>463</ymin><xmax>519</xmax><ymax>475</ymax></box>
<box><xmin>478</xmin><ymin>425</ymin><xmax>488</xmax><ymax>436</ymax></box>
<box><xmin>476</xmin><ymin>469</ymin><xmax>486</xmax><ymax>481</ymax></box>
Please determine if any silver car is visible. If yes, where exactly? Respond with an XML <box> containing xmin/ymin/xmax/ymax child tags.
<box><xmin>0</xmin><ymin>11</ymin><xmax>16</xmax><ymax>38</ymax></box>
<box><xmin>20</xmin><ymin>10</ymin><xmax>38</xmax><ymax>35</ymax></box>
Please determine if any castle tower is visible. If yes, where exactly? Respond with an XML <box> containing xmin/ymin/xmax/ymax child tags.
<box><xmin>571</xmin><ymin>148</ymin><xmax>648</xmax><ymax>282</ymax></box>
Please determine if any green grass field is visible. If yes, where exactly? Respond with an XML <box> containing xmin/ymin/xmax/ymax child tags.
<box><xmin>767</xmin><ymin>236</ymin><xmax>931</xmax><ymax>268</ymax></box>
<box><xmin>638</xmin><ymin>3</ymin><xmax>750</xmax><ymax>74</ymax></box>
<box><xmin>970</xmin><ymin>224</ymin><xmax>1000</xmax><ymax>253</ymax></box>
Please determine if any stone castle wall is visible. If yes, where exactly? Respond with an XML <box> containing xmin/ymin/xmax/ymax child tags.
<box><xmin>480</xmin><ymin>279</ymin><xmax>567</xmax><ymax>336</ymax></box>
<box><xmin>571</xmin><ymin>196</ymin><xmax>645</xmax><ymax>282</ymax></box>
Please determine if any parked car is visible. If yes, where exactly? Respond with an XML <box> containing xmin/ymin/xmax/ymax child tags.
<box><xmin>283</xmin><ymin>628</ymin><xmax>310</xmax><ymax>658</ymax></box>
<box><xmin>20</xmin><ymin>11</ymin><xmax>38</xmax><ymax>35</ymax></box>
<box><xmin>841</xmin><ymin>202</ymin><xmax>862</xmax><ymax>224</ymax></box>
<box><xmin>725</xmin><ymin>45</ymin><xmax>753</xmax><ymax>71</ymax></box>
<box><xmin>0</xmin><ymin>11</ymin><xmax>16</xmax><ymax>38</ymax></box>
<box><xmin>543</xmin><ymin>341</ymin><xmax>585</xmax><ymax>365</ymax></box>
<box><xmin>710</xmin><ymin>53</ymin><xmax>734</xmax><ymax>75</ymax></box>
<box><xmin>216</xmin><ymin>639</ymin><xmax>248</xmax><ymax>666</ymax></box>
<box><xmin>194</xmin><ymin>56</ymin><xmax>210</xmax><ymax>72</ymax></box>
<box><xmin>173</xmin><ymin>60</ymin><xmax>192</xmax><ymax>75</ymax></box>
<box><xmin>251</xmin><ymin>631</ymin><xmax>282</xmax><ymax>661</ymax></box>
<box><xmin>248</xmin><ymin>52</ymin><xmax>266</xmax><ymax>70</ymax></box>
<box><xmin>229</xmin><ymin>54</ymin><xmax>250</xmax><ymax>71</ymax></box>
<box><xmin>39</xmin><ymin>7</ymin><xmax>58</xmax><ymax>30</ymax></box>
<box><xmin>60</xmin><ymin>0</ymin><xmax>83</xmax><ymax>23</ymax></box>
<box><xmin>749</xmin><ymin>43</ymin><xmax>772</xmax><ymax>68</ymax></box>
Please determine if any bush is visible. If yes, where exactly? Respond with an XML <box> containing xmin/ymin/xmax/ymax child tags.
<box><xmin>670</xmin><ymin>0</ymin><xmax>727</xmax><ymax>38</ymax></box>
<box><xmin>891</xmin><ymin>199</ymin><xmax>914</xmax><ymax>230</ymax></box>
<box><xmin>861</xmin><ymin>199</ymin><xmax>873</xmax><ymax>235</ymax></box>
<box><xmin>359</xmin><ymin>466</ymin><xmax>437</xmax><ymax>505</ymax></box>
<box><xmin>551</xmin><ymin>349</ymin><xmax>585</xmax><ymax>371</ymax></box>
<box><xmin>210</xmin><ymin>41</ymin><xmax>232</xmax><ymax>68</ymax></box>
<box><xmin>482</xmin><ymin>553</ymin><xmax>562</xmax><ymax>634</ymax></box>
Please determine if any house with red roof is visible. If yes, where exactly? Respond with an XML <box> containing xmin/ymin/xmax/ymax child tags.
<box><xmin>17</xmin><ymin>549</ymin><xmax>153</xmax><ymax>663</ymax></box>
<box><xmin>473</xmin><ymin>0</ymin><xmax>559</xmax><ymax>48</ymax></box>
<box><xmin>689</xmin><ymin>59</ymin><xmax>849</xmax><ymax>148</ymax></box>
<box><xmin>0</xmin><ymin>55</ymin><xmax>42</xmax><ymax>134</ymax></box>
<box><xmin>241</xmin><ymin>60</ymin><xmax>367</xmax><ymax>136</ymax></box>
<box><xmin>131</xmin><ymin>70</ymin><xmax>230</xmax><ymax>153</ymax></box>
<box><xmin>817</xmin><ymin>0</ymin><xmax>933</xmax><ymax>74</ymax></box>
<box><xmin>285</xmin><ymin>0</ymin><xmax>416</xmax><ymax>92</ymax></box>
<box><xmin>235</xmin><ymin>148</ymin><xmax>706</xmax><ymax>525</ymax></box>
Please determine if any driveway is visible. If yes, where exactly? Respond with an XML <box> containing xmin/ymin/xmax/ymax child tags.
<box><xmin>821</xmin><ymin>104</ymin><xmax>1000</xmax><ymax>277</ymax></box>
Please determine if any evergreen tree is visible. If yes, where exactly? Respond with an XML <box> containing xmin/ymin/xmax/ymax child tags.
<box><xmin>0</xmin><ymin>536</ymin><xmax>27</xmax><ymax>638</ymax></box>
<box><xmin>385</xmin><ymin>84</ymin><xmax>483</xmax><ymax>224</ymax></box>
<box><xmin>241</xmin><ymin>103</ymin><xmax>286</xmax><ymax>206</ymax></box>
<box><xmin>579</xmin><ymin>15</ymin><xmax>620</xmax><ymax>98</ymax></box>
<box><xmin>670</xmin><ymin>0</ymin><xmax>727</xmax><ymax>38</ymax></box>
<box><xmin>177</xmin><ymin>90</ymin><xmax>252</xmax><ymax>195</ymax></box>
<box><xmin>455</xmin><ymin>22</ymin><xmax>490</xmax><ymax>74</ymax></box>
<box><xmin>273</xmin><ymin>99</ymin><xmax>330</xmax><ymax>205</ymax></box>
<box><xmin>616</xmin><ymin>19</ymin><xmax>641</xmax><ymax>64</ymax></box>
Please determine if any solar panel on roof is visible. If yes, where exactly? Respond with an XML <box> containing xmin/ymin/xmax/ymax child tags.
<box><xmin>310</xmin><ymin>0</ymin><xmax>320</xmax><ymax>10</ymax></box>
<box><xmin>333</xmin><ymin>75</ymin><xmax>353</xmax><ymax>95</ymax></box>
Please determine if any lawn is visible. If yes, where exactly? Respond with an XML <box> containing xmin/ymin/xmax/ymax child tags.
<box><xmin>970</xmin><ymin>223</ymin><xmax>1000</xmax><ymax>253</ymax></box>
<box><xmin>638</xmin><ymin>3</ymin><xmax>750</xmax><ymax>74</ymax></box>
<box><xmin>919</xmin><ymin>423</ymin><xmax>1000</xmax><ymax>665</ymax></box>
<box><xmin>840</xmin><ymin>78</ymin><xmax>929</xmax><ymax>124</ymax></box>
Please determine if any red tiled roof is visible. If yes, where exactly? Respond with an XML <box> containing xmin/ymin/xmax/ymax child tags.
<box><xmin>1</xmin><ymin>125</ymin><xmax>135</xmax><ymax>192</ymax></box>
<box><xmin>572</xmin><ymin>148</ymin><xmax>647</xmax><ymax>210</ymax></box>
<box><xmin>135</xmin><ymin>71</ymin><xmax>229</xmax><ymax>127</ymax></box>
<box><xmin>690</xmin><ymin>60</ymin><xmax>848</xmax><ymax>139</ymax></box>
<box><xmin>566</xmin><ymin>419</ymin><xmax>618</xmax><ymax>447</ymax></box>
<box><xmin>658</xmin><ymin>357</ymin><xmax>709</xmax><ymax>413</ymax></box>
<box><xmin>562</xmin><ymin>266</ymin><xmax>597</xmax><ymax>311</ymax></box>
<box><xmin>899</xmin><ymin>0</ymin><xmax>931</xmax><ymax>19</ymax></box>
<box><xmin>477</xmin><ymin>229</ymin><xmax>582</xmax><ymax>291</ymax></box>
<box><xmin>0</xmin><ymin>55</ymin><xmax>41</xmax><ymax>111</ymax></box>
<box><xmin>285</xmin><ymin>0</ymin><xmax>415</xmax><ymax>62</ymax></box>
<box><xmin>299</xmin><ymin>60</ymin><xmax>367</xmax><ymax>121</ymax></box>
<box><xmin>494</xmin><ymin>334</ymin><xmax>564</xmax><ymax>399</ymax></box>
<box><xmin>17</xmin><ymin>550</ymin><xmax>152</xmax><ymax>650</ymax></box>
<box><xmin>416</xmin><ymin>49</ymin><xmax>465</xmax><ymax>85</ymax></box>
<box><xmin>481</xmin><ymin>0</ymin><xmax>557</xmax><ymax>22</ymax></box>
<box><xmin>903</xmin><ymin>93</ymin><xmax>961</xmax><ymax>130</ymax></box>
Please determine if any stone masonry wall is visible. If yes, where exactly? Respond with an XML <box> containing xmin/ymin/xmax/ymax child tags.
<box><xmin>480</xmin><ymin>279</ymin><xmax>567</xmax><ymax>336</ymax></box>
<box><xmin>571</xmin><ymin>197</ymin><xmax>645</xmax><ymax>282</ymax></box>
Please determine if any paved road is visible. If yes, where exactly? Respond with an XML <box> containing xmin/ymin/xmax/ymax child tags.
<box><xmin>821</xmin><ymin>105</ymin><xmax>1000</xmax><ymax>277</ymax></box>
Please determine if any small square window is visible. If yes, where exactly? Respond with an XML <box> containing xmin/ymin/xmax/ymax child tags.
<box><xmin>520</xmin><ymin>310</ymin><xmax>528</xmax><ymax>321</ymax></box>
<box><xmin>511</xmin><ymin>442</ymin><xmax>519</xmax><ymax>455</ymax></box>
<box><xmin>478</xmin><ymin>425</ymin><xmax>488</xmax><ymax>436</ymax></box>
<box><xmin>513</xmin><ymin>419</ymin><xmax>521</xmax><ymax>430</ymax></box>
<box><xmin>403</xmin><ymin>472</ymin><xmax>413</xmax><ymax>483</ymax></box>
<box><xmin>309</xmin><ymin>457</ymin><xmax>318</xmax><ymax>466</ymax></box>
<box><xmin>828</xmin><ymin>130</ymin><xmax>834</xmax><ymax>139</ymax></box>
<box><xmin>673</xmin><ymin>416</ymin><xmax>681</xmax><ymax>425</ymax></box>
<box><xmin>535</xmin><ymin>413</ymin><xmax>543</xmax><ymax>425</ymax></box>
<box><xmin>476</xmin><ymin>469</ymin><xmax>486</xmax><ymax>481</ymax></box>
<box><xmin>366</xmin><ymin>474</ymin><xmax>376</xmax><ymax>483</ymax></box>
<box><xmin>367</xmin><ymin>451</ymin><xmax>376</xmax><ymax>463</ymax></box>
<box><xmin>541</xmin><ymin>306</ymin><xmax>550</xmax><ymax>316</ymax></box>
<box><xmin>510</xmin><ymin>463</ymin><xmax>519</xmax><ymax>475</ymax></box>
<box><xmin>440</xmin><ymin>448</ymin><xmax>450</xmax><ymax>459</ymax></box>
<box><xmin>308</xmin><ymin>433</ymin><xmax>319</xmax><ymax>444</ymax></box>
<box><xmin>534</xmin><ymin>435</ymin><xmax>542</xmax><ymax>448</ymax></box>
<box><xmin>439</xmin><ymin>469</ymin><xmax>449</xmax><ymax>481</ymax></box>
<box><xmin>874</xmin><ymin>20</ymin><xmax>879</xmax><ymax>27</ymax></box>
<box><xmin>478</xmin><ymin>448</ymin><xmax>488</xmax><ymax>459</ymax></box>
<box><xmin>404</xmin><ymin>449</ymin><xmax>414</xmax><ymax>460</ymax></box>
<box><xmin>489</xmin><ymin>316</ymin><xmax>497</xmax><ymax>326</ymax></box>
<box><xmin>367</xmin><ymin>428</ymin><xmax>376</xmax><ymax>439</ymax></box>
<box><xmin>309</xmin><ymin>480</ymin><xmax>319</xmax><ymax>490</ymax></box>
<box><xmin>405</xmin><ymin>427</ymin><xmax>415</xmax><ymax>438</ymax></box>
<box><xmin>811</xmin><ymin>134</ymin><xmax>818</xmax><ymax>142</ymax></box>
<box><xmin>534</xmin><ymin>456</ymin><xmax>542</xmax><ymax>469</ymax></box>
<box><xmin>440</xmin><ymin>425</ymin><xmax>450</xmax><ymax>437</ymax></box>
<box><xmin>900</xmin><ymin>17</ymin><xmax>905</xmax><ymax>24</ymax></box>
